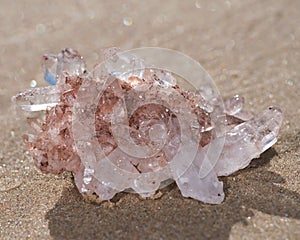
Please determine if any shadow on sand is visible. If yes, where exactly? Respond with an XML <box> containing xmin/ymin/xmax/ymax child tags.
<box><xmin>46</xmin><ymin>148</ymin><xmax>300</xmax><ymax>240</ymax></box>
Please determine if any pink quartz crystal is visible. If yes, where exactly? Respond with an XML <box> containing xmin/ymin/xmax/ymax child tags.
<box><xmin>12</xmin><ymin>48</ymin><xmax>283</xmax><ymax>204</ymax></box>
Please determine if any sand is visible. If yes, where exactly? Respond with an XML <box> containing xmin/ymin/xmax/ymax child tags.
<box><xmin>0</xmin><ymin>0</ymin><xmax>299</xmax><ymax>239</ymax></box>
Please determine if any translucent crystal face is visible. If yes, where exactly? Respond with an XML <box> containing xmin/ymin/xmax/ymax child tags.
<box><xmin>42</xmin><ymin>54</ymin><xmax>57</xmax><ymax>85</ymax></box>
<box><xmin>12</xmin><ymin>48</ymin><xmax>283</xmax><ymax>204</ymax></box>
<box><xmin>11</xmin><ymin>86</ymin><xmax>59</xmax><ymax>111</ymax></box>
<box><xmin>103</xmin><ymin>47</ymin><xmax>145</xmax><ymax>82</ymax></box>
<box><xmin>42</xmin><ymin>48</ymin><xmax>87</xmax><ymax>86</ymax></box>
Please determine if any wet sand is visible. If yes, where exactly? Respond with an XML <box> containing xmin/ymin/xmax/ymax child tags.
<box><xmin>0</xmin><ymin>0</ymin><xmax>299</xmax><ymax>239</ymax></box>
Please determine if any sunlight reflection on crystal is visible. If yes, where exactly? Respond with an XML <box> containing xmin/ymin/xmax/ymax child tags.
<box><xmin>12</xmin><ymin>48</ymin><xmax>284</xmax><ymax>204</ymax></box>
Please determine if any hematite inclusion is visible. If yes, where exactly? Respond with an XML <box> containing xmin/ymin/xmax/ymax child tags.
<box><xmin>12</xmin><ymin>48</ymin><xmax>283</xmax><ymax>204</ymax></box>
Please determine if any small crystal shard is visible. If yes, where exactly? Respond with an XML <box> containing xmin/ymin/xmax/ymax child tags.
<box><xmin>42</xmin><ymin>48</ymin><xmax>86</xmax><ymax>86</ymax></box>
<box><xmin>12</xmin><ymin>48</ymin><xmax>283</xmax><ymax>204</ymax></box>
<box><xmin>104</xmin><ymin>48</ymin><xmax>145</xmax><ymax>83</ymax></box>
<box><xmin>12</xmin><ymin>86</ymin><xmax>60</xmax><ymax>111</ymax></box>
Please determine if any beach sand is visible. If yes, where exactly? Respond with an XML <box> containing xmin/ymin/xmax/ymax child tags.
<box><xmin>0</xmin><ymin>0</ymin><xmax>299</xmax><ymax>239</ymax></box>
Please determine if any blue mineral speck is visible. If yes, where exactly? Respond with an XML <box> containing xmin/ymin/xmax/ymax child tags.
<box><xmin>43</xmin><ymin>68</ymin><xmax>56</xmax><ymax>85</ymax></box>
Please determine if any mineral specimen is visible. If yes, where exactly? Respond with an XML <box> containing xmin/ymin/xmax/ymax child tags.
<box><xmin>12</xmin><ymin>48</ymin><xmax>283</xmax><ymax>204</ymax></box>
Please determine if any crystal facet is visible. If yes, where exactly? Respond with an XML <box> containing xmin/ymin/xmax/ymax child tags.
<box><xmin>12</xmin><ymin>48</ymin><xmax>283</xmax><ymax>204</ymax></box>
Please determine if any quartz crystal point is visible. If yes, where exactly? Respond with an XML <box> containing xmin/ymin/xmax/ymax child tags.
<box><xmin>12</xmin><ymin>86</ymin><xmax>59</xmax><ymax>111</ymax></box>
<box><xmin>42</xmin><ymin>48</ymin><xmax>86</xmax><ymax>85</ymax></box>
<box><xmin>12</xmin><ymin>48</ymin><xmax>283</xmax><ymax>204</ymax></box>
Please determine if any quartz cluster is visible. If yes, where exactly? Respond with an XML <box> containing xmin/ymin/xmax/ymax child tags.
<box><xmin>12</xmin><ymin>48</ymin><xmax>283</xmax><ymax>204</ymax></box>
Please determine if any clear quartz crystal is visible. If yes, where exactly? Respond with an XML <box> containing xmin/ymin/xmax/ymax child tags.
<box><xmin>56</xmin><ymin>48</ymin><xmax>86</xmax><ymax>80</ymax></box>
<box><xmin>12</xmin><ymin>86</ymin><xmax>59</xmax><ymax>111</ymax></box>
<box><xmin>224</xmin><ymin>94</ymin><xmax>244</xmax><ymax>115</ymax></box>
<box><xmin>12</xmin><ymin>48</ymin><xmax>283</xmax><ymax>204</ymax></box>
<box><xmin>42</xmin><ymin>54</ymin><xmax>58</xmax><ymax>85</ymax></box>
<box><xmin>215</xmin><ymin>106</ymin><xmax>283</xmax><ymax>176</ymax></box>
<box><xmin>153</xmin><ymin>69</ymin><xmax>177</xmax><ymax>86</ymax></box>
<box><xmin>103</xmin><ymin>47</ymin><xmax>145</xmax><ymax>83</ymax></box>
<box><xmin>13</xmin><ymin>48</ymin><xmax>87</xmax><ymax>111</ymax></box>
<box><xmin>42</xmin><ymin>48</ymin><xmax>86</xmax><ymax>85</ymax></box>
